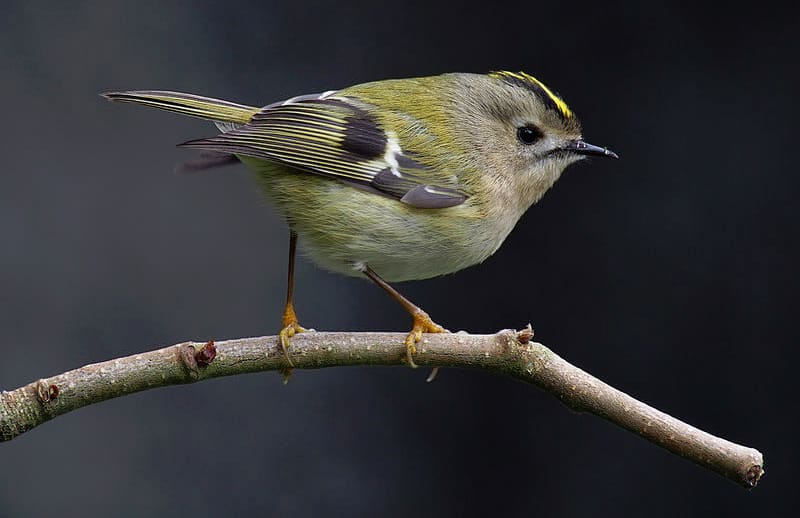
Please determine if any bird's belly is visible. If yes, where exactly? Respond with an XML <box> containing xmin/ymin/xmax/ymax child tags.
<box><xmin>247</xmin><ymin>160</ymin><xmax>511</xmax><ymax>282</ymax></box>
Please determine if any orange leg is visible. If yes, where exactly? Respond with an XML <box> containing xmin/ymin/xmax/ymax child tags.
<box><xmin>278</xmin><ymin>232</ymin><xmax>305</xmax><ymax>373</ymax></box>
<box><xmin>363</xmin><ymin>265</ymin><xmax>447</xmax><ymax>369</ymax></box>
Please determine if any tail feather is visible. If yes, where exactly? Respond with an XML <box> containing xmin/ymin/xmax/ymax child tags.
<box><xmin>101</xmin><ymin>90</ymin><xmax>259</xmax><ymax>124</ymax></box>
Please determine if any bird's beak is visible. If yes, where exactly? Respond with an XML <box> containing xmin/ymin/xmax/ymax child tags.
<box><xmin>565</xmin><ymin>139</ymin><xmax>619</xmax><ymax>159</ymax></box>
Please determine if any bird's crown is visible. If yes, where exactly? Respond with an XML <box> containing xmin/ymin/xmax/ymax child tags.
<box><xmin>488</xmin><ymin>70</ymin><xmax>573</xmax><ymax>120</ymax></box>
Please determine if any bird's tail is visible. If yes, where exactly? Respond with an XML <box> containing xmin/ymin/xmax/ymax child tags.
<box><xmin>101</xmin><ymin>90</ymin><xmax>259</xmax><ymax>124</ymax></box>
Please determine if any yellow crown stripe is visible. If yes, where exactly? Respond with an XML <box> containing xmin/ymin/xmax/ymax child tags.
<box><xmin>517</xmin><ymin>73</ymin><xmax>573</xmax><ymax>119</ymax></box>
<box><xmin>490</xmin><ymin>71</ymin><xmax>573</xmax><ymax>119</ymax></box>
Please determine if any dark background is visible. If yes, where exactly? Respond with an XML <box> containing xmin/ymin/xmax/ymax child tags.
<box><xmin>1</xmin><ymin>1</ymin><xmax>797</xmax><ymax>516</ymax></box>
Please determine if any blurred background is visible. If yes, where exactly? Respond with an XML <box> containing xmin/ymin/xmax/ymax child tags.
<box><xmin>1</xmin><ymin>1</ymin><xmax>797</xmax><ymax>516</ymax></box>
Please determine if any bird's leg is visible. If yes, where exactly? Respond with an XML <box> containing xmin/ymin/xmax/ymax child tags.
<box><xmin>363</xmin><ymin>265</ymin><xmax>447</xmax><ymax>369</ymax></box>
<box><xmin>278</xmin><ymin>232</ymin><xmax>305</xmax><ymax>374</ymax></box>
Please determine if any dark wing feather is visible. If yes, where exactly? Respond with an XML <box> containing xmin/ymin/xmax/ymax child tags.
<box><xmin>179</xmin><ymin>94</ymin><xmax>467</xmax><ymax>209</ymax></box>
<box><xmin>175</xmin><ymin>151</ymin><xmax>239</xmax><ymax>173</ymax></box>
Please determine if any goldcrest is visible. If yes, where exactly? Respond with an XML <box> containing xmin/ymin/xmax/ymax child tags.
<box><xmin>103</xmin><ymin>71</ymin><xmax>617</xmax><ymax>372</ymax></box>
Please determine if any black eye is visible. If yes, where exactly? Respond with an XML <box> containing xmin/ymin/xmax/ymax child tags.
<box><xmin>517</xmin><ymin>125</ymin><xmax>542</xmax><ymax>145</ymax></box>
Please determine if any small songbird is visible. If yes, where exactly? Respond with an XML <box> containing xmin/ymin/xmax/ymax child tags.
<box><xmin>103</xmin><ymin>71</ymin><xmax>617</xmax><ymax>374</ymax></box>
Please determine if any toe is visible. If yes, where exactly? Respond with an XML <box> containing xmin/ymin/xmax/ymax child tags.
<box><xmin>278</xmin><ymin>326</ymin><xmax>296</xmax><ymax>367</ymax></box>
<box><xmin>403</xmin><ymin>328</ymin><xmax>422</xmax><ymax>368</ymax></box>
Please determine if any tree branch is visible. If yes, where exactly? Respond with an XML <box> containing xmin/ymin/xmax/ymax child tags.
<box><xmin>0</xmin><ymin>329</ymin><xmax>764</xmax><ymax>488</ymax></box>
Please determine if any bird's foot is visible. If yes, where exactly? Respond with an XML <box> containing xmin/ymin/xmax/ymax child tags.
<box><xmin>278</xmin><ymin>304</ymin><xmax>305</xmax><ymax>383</ymax></box>
<box><xmin>279</xmin><ymin>321</ymin><xmax>305</xmax><ymax>363</ymax></box>
<box><xmin>404</xmin><ymin>310</ymin><xmax>447</xmax><ymax>369</ymax></box>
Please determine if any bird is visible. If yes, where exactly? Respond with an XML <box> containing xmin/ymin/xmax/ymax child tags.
<box><xmin>102</xmin><ymin>71</ymin><xmax>617</xmax><ymax>377</ymax></box>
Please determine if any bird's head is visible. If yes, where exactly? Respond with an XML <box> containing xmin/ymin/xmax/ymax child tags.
<box><xmin>451</xmin><ymin>71</ymin><xmax>617</xmax><ymax>211</ymax></box>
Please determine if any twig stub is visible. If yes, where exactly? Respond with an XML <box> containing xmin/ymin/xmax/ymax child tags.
<box><xmin>746</xmin><ymin>464</ymin><xmax>765</xmax><ymax>488</ymax></box>
<box><xmin>195</xmin><ymin>341</ymin><xmax>217</xmax><ymax>366</ymax></box>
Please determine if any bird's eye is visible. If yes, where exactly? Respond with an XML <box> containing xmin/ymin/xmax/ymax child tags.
<box><xmin>517</xmin><ymin>125</ymin><xmax>542</xmax><ymax>145</ymax></box>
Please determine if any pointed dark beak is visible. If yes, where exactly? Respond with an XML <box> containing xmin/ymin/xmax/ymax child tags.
<box><xmin>566</xmin><ymin>139</ymin><xmax>619</xmax><ymax>159</ymax></box>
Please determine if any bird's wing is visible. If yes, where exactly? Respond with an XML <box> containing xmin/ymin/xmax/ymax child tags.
<box><xmin>179</xmin><ymin>92</ymin><xmax>467</xmax><ymax>209</ymax></box>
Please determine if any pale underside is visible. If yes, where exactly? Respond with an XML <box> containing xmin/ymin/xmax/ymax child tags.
<box><xmin>241</xmin><ymin>157</ymin><xmax>515</xmax><ymax>282</ymax></box>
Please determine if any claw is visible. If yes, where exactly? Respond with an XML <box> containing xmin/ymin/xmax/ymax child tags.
<box><xmin>278</xmin><ymin>322</ymin><xmax>305</xmax><ymax>366</ymax></box>
<box><xmin>277</xmin><ymin>299</ymin><xmax>306</xmax><ymax>384</ymax></box>
<box><xmin>404</xmin><ymin>309</ymin><xmax>447</xmax><ymax>369</ymax></box>
<box><xmin>278</xmin><ymin>321</ymin><xmax>305</xmax><ymax>384</ymax></box>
